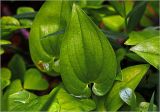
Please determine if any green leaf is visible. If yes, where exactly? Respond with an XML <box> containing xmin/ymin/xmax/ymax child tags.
<box><xmin>24</xmin><ymin>68</ymin><xmax>49</xmax><ymax>90</ymax></box>
<box><xmin>1</xmin><ymin>16</ymin><xmax>20</xmax><ymax>26</ymax></box>
<box><xmin>102</xmin><ymin>15</ymin><xmax>124</xmax><ymax>31</ymax></box>
<box><xmin>110</xmin><ymin>1</ymin><xmax>126</xmax><ymax>17</ymax></box>
<box><xmin>60</xmin><ymin>4</ymin><xmax>117</xmax><ymax>97</ymax></box>
<box><xmin>1</xmin><ymin>16</ymin><xmax>29</xmax><ymax>37</ymax></box>
<box><xmin>127</xmin><ymin>1</ymin><xmax>147</xmax><ymax>32</ymax></box>
<box><xmin>126</xmin><ymin>52</ymin><xmax>146</xmax><ymax>62</ymax></box>
<box><xmin>130</xmin><ymin>36</ymin><xmax>160</xmax><ymax>69</ymax></box>
<box><xmin>119</xmin><ymin>88</ymin><xmax>137</xmax><ymax>111</ymax></box>
<box><xmin>93</xmin><ymin>95</ymin><xmax>107</xmax><ymax>111</ymax></box>
<box><xmin>119</xmin><ymin>88</ymin><xmax>136</xmax><ymax>106</ymax></box>
<box><xmin>29</xmin><ymin>0</ymin><xmax>72</xmax><ymax>74</ymax></box>
<box><xmin>138</xmin><ymin>102</ymin><xmax>157</xmax><ymax>112</ymax></box>
<box><xmin>0</xmin><ymin>68</ymin><xmax>11</xmax><ymax>90</ymax></box>
<box><xmin>105</xmin><ymin>64</ymin><xmax>149</xmax><ymax>111</ymax></box>
<box><xmin>77</xmin><ymin>0</ymin><xmax>104</xmax><ymax>8</ymax></box>
<box><xmin>7</xmin><ymin>85</ymin><xmax>95</xmax><ymax>112</ymax></box>
<box><xmin>16</xmin><ymin>7</ymin><xmax>35</xmax><ymax>27</ymax></box>
<box><xmin>125</xmin><ymin>28</ymin><xmax>159</xmax><ymax>45</ymax></box>
<box><xmin>48</xmin><ymin>85</ymin><xmax>96</xmax><ymax>112</ymax></box>
<box><xmin>17</xmin><ymin>7</ymin><xmax>35</xmax><ymax>15</ymax></box>
<box><xmin>0</xmin><ymin>39</ymin><xmax>11</xmax><ymax>55</ymax></box>
<box><xmin>0</xmin><ymin>48</ymin><xmax>4</xmax><ymax>55</ymax></box>
<box><xmin>115</xmin><ymin>48</ymin><xmax>127</xmax><ymax>81</ymax></box>
<box><xmin>8</xmin><ymin>90</ymin><xmax>38</xmax><ymax>111</ymax></box>
<box><xmin>7</xmin><ymin>79</ymin><xmax>23</xmax><ymax>95</ymax></box>
<box><xmin>8</xmin><ymin>54</ymin><xmax>26</xmax><ymax>81</ymax></box>
<box><xmin>148</xmin><ymin>92</ymin><xmax>156</xmax><ymax>111</ymax></box>
<box><xmin>2</xmin><ymin>79</ymin><xmax>23</xmax><ymax>111</ymax></box>
<box><xmin>0</xmin><ymin>40</ymin><xmax>11</xmax><ymax>45</ymax></box>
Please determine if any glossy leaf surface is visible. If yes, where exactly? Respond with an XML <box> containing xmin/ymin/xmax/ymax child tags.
<box><xmin>130</xmin><ymin>36</ymin><xmax>160</xmax><ymax>69</ymax></box>
<box><xmin>29</xmin><ymin>0</ymin><xmax>72</xmax><ymax>74</ymax></box>
<box><xmin>105</xmin><ymin>64</ymin><xmax>149</xmax><ymax>111</ymax></box>
<box><xmin>125</xmin><ymin>28</ymin><xmax>159</xmax><ymax>45</ymax></box>
<box><xmin>24</xmin><ymin>68</ymin><xmax>49</xmax><ymax>90</ymax></box>
<box><xmin>119</xmin><ymin>88</ymin><xmax>136</xmax><ymax>106</ymax></box>
<box><xmin>60</xmin><ymin>4</ymin><xmax>117</xmax><ymax>97</ymax></box>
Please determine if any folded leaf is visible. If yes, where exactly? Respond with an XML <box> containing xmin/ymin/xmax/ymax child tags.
<box><xmin>60</xmin><ymin>4</ymin><xmax>117</xmax><ymax>97</ymax></box>
<box><xmin>105</xmin><ymin>64</ymin><xmax>149</xmax><ymax>111</ymax></box>
<box><xmin>29</xmin><ymin>0</ymin><xmax>72</xmax><ymax>75</ymax></box>
<box><xmin>24</xmin><ymin>68</ymin><xmax>49</xmax><ymax>90</ymax></box>
<box><xmin>130</xmin><ymin>36</ymin><xmax>160</xmax><ymax>69</ymax></box>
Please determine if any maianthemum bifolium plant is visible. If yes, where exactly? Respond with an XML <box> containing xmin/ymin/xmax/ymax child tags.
<box><xmin>0</xmin><ymin>0</ymin><xmax>159</xmax><ymax>112</ymax></box>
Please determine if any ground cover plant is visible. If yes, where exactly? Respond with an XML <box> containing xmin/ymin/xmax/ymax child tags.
<box><xmin>0</xmin><ymin>0</ymin><xmax>159</xmax><ymax>111</ymax></box>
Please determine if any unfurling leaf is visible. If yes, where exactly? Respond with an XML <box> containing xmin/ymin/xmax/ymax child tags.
<box><xmin>60</xmin><ymin>4</ymin><xmax>117</xmax><ymax>97</ymax></box>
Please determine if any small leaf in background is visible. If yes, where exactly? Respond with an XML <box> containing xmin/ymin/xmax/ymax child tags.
<box><xmin>125</xmin><ymin>28</ymin><xmax>159</xmax><ymax>45</ymax></box>
<box><xmin>1</xmin><ymin>16</ymin><xmax>20</xmax><ymax>26</ymax></box>
<box><xmin>0</xmin><ymin>48</ymin><xmax>4</xmax><ymax>55</ymax></box>
<box><xmin>140</xmin><ymin>15</ymin><xmax>154</xmax><ymax>27</ymax></box>
<box><xmin>126</xmin><ymin>52</ymin><xmax>146</xmax><ymax>62</ymax></box>
<box><xmin>60</xmin><ymin>4</ymin><xmax>117</xmax><ymax>97</ymax></box>
<box><xmin>77</xmin><ymin>0</ymin><xmax>104</xmax><ymax>8</ymax></box>
<box><xmin>16</xmin><ymin>7</ymin><xmax>35</xmax><ymax>27</ymax></box>
<box><xmin>0</xmin><ymin>40</ymin><xmax>11</xmax><ymax>45</ymax></box>
<box><xmin>29</xmin><ymin>0</ymin><xmax>72</xmax><ymax>74</ymax></box>
<box><xmin>130</xmin><ymin>36</ymin><xmax>160</xmax><ymax>69</ymax></box>
<box><xmin>148</xmin><ymin>92</ymin><xmax>156</xmax><ymax>111</ymax></box>
<box><xmin>24</xmin><ymin>68</ymin><xmax>49</xmax><ymax>90</ymax></box>
<box><xmin>1</xmin><ymin>16</ymin><xmax>29</xmax><ymax>37</ymax></box>
<box><xmin>0</xmin><ymin>68</ymin><xmax>11</xmax><ymax>90</ymax></box>
<box><xmin>0</xmin><ymin>39</ymin><xmax>11</xmax><ymax>55</ymax></box>
<box><xmin>109</xmin><ymin>1</ymin><xmax>126</xmax><ymax>17</ymax></box>
<box><xmin>139</xmin><ymin>102</ymin><xmax>157</xmax><ymax>112</ymax></box>
<box><xmin>8</xmin><ymin>54</ymin><xmax>26</xmax><ymax>81</ymax></box>
<box><xmin>105</xmin><ymin>64</ymin><xmax>149</xmax><ymax>111</ymax></box>
<box><xmin>115</xmin><ymin>48</ymin><xmax>127</xmax><ymax>81</ymax></box>
<box><xmin>127</xmin><ymin>1</ymin><xmax>147</xmax><ymax>32</ymax></box>
<box><xmin>17</xmin><ymin>7</ymin><xmax>34</xmax><ymax>14</ymax></box>
<box><xmin>102</xmin><ymin>15</ymin><xmax>124</xmax><ymax>31</ymax></box>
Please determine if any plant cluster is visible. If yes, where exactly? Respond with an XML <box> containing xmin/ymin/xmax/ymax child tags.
<box><xmin>0</xmin><ymin>0</ymin><xmax>159</xmax><ymax>111</ymax></box>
